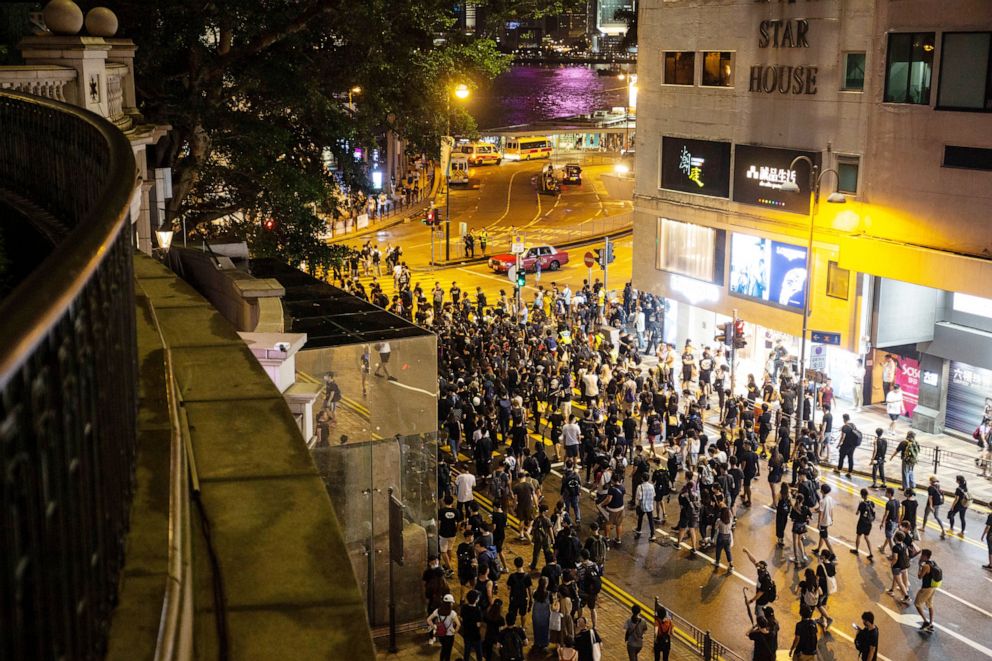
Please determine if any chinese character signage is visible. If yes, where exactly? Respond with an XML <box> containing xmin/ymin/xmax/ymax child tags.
<box><xmin>732</xmin><ymin>144</ymin><xmax>821</xmax><ymax>214</ymax></box>
<box><xmin>661</xmin><ymin>137</ymin><xmax>731</xmax><ymax>198</ymax></box>
<box><xmin>947</xmin><ymin>361</ymin><xmax>992</xmax><ymax>434</ymax></box>
<box><xmin>729</xmin><ymin>233</ymin><xmax>808</xmax><ymax>311</ymax></box>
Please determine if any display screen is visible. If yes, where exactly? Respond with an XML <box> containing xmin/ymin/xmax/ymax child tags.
<box><xmin>661</xmin><ymin>137</ymin><xmax>731</xmax><ymax>198</ymax></box>
<box><xmin>732</xmin><ymin>144</ymin><xmax>821</xmax><ymax>214</ymax></box>
<box><xmin>729</xmin><ymin>233</ymin><xmax>808</xmax><ymax>310</ymax></box>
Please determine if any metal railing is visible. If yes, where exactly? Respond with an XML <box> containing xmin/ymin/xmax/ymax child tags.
<box><xmin>653</xmin><ymin>597</ymin><xmax>747</xmax><ymax>661</ymax></box>
<box><xmin>0</xmin><ymin>91</ymin><xmax>137</xmax><ymax>660</ymax></box>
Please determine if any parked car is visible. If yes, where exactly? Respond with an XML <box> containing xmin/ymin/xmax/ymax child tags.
<box><xmin>489</xmin><ymin>245</ymin><xmax>570</xmax><ymax>273</ymax></box>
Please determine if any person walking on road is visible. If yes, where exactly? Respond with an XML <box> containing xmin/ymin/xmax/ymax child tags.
<box><xmin>879</xmin><ymin>487</ymin><xmax>900</xmax><ymax>556</ymax></box>
<box><xmin>891</xmin><ymin>431</ymin><xmax>919</xmax><ymax>490</ymax></box>
<box><xmin>981</xmin><ymin>511</ymin><xmax>992</xmax><ymax>569</ymax></box>
<box><xmin>743</xmin><ymin>548</ymin><xmax>778</xmax><ymax>608</ymax></box>
<box><xmin>915</xmin><ymin>549</ymin><xmax>942</xmax><ymax>633</ymax></box>
<box><xmin>813</xmin><ymin>483</ymin><xmax>836</xmax><ymax>557</ymax></box>
<box><xmin>886</xmin><ymin>530</ymin><xmax>912</xmax><ymax>603</ymax></box>
<box><xmin>789</xmin><ymin>606</ymin><xmax>819</xmax><ymax>661</ymax></box>
<box><xmin>853</xmin><ymin>488</ymin><xmax>876</xmax><ymax>561</ymax></box>
<box><xmin>853</xmin><ymin>611</ymin><xmax>879</xmax><ymax>661</ymax></box>
<box><xmin>870</xmin><ymin>428</ymin><xmax>888</xmax><ymax>489</ymax></box>
<box><xmin>505</xmin><ymin>557</ymin><xmax>533</xmax><ymax>630</ymax></box>
<box><xmin>948</xmin><ymin>474</ymin><xmax>971</xmax><ymax>536</ymax></box>
<box><xmin>921</xmin><ymin>475</ymin><xmax>947</xmax><ymax>539</ymax></box>
<box><xmin>634</xmin><ymin>473</ymin><xmax>657</xmax><ymax>541</ymax></box>
<box><xmin>461</xmin><ymin>589</ymin><xmax>484</xmax><ymax>661</ymax></box>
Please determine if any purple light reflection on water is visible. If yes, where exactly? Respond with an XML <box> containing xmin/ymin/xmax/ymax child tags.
<box><xmin>468</xmin><ymin>64</ymin><xmax>630</xmax><ymax>130</ymax></box>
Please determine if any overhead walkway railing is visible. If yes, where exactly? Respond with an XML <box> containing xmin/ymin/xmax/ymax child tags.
<box><xmin>0</xmin><ymin>91</ymin><xmax>138</xmax><ymax>659</ymax></box>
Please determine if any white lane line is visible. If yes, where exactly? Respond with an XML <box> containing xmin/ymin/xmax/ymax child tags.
<box><xmin>878</xmin><ymin>602</ymin><xmax>992</xmax><ymax>658</ymax></box>
<box><xmin>385</xmin><ymin>378</ymin><xmax>438</xmax><ymax>398</ymax></box>
<box><xmin>485</xmin><ymin>166</ymin><xmax>537</xmax><ymax>230</ymax></box>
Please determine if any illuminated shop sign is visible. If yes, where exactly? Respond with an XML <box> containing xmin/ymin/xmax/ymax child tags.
<box><xmin>729</xmin><ymin>233</ymin><xmax>808</xmax><ymax>311</ymax></box>
<box><xmin>661</xmin><ymin>137</ymin><xmax>731</xmax><ymax>198</ymax></box>
<box><xmin>733</xmin><ymin>144</ymin><xmax>820</xmax><ymax>214</ymax></box>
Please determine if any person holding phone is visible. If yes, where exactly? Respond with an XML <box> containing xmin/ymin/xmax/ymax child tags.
<box><xmin>853</xmin><ymin>611</ymin><xmax>879</xmax><ymax>660</ymax></box>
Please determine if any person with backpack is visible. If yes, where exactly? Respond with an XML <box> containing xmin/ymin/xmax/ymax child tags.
<box><xmin>743</xmin><ymin>548</ymin><xmax>778</xmax><ymax>607</ymax></box>
<box><xmin>878</xmin><ymin>487</ymin><xmax>900</xmax><ymax>556</ymax></box>
<box><xmin>576</xmin><ymin>551</ymin><xmax>603</xmax><ymax>629</ymax></box>
<box><xmin>890</xmin><ymin>431</ymin><xmax>920</xmax><ymax>490</ymax></box>
<box><xmin>853</xmin><ymin>611</ymin><xmax>879</xmax><ymax>661</ymax></box>
<box><xmin>836</xmin><ymin>413</ymin><xmax>862</xmax><ymax>478</ymax></box>
<box><xmin>653</xmin><ymin>605</ymin><xmax>674</xmax><ymax>661</ymax></box>
<box><xmin>853</xmin><ymin>488</ymin><xmax>876</xmax><ymax>561</ymax></box>
<box><xmin>921</xmin><ymin>475</ymin><xmax>946</xmax><ymax>539</ymax></box>
<box><xmin>948</xmin><ymin>474</ymin><xmax>970</xmax><ymax>536</ymax></box>
<box><xmin>651</xmin><ymin>457</ymin><xmax>672</xmax><ymax>523</ymax></box>
<box><xmin>561</xmin><ymin>459</ymin><xmax>583</xmax><ymax>525</ymax></box>
<box><xmin>497</xmin><ymin>623</ymin><xmax>528</xmax><ymax>661</ymax></box>
<box><xmin>915</xmin><ymin>549</ymin><xmax>941</xmax><ymax>633</ymax></box>
<box><xmin>426</xmin><ymin>593</ymin><xmax>461</xmax><ymax>661</ymax></box>
<box><xmin>584</xmin><ymin>523</ymin><xmax>609</xmax><ymax>577</ymax></box>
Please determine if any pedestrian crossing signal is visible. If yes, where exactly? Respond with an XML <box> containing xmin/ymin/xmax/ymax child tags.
<box><xmin>516</xmin><ymin>269</ymin><xmax>526</xmax><ymax>288</ymax></box>
<box><xmin>715</xmin><ymin>322</ymin><xmax>732</xmax><ymax>346</ymax></box>
<box><xmin>733</xmin><ymin>319</ymin><xmax>747</xmax><ymax>349</ymax></box>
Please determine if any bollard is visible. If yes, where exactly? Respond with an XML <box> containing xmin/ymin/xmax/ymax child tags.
<box><xmin>933</xmin><ymin>446</ymin><xmax>940</xmax><ymax>474</ymax></box>
<box><xmin>703</xmin><ymin>630</ymin><xmax>713</xmax><ymax>660</ymax></box>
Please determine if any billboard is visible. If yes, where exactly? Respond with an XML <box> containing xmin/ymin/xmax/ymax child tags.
<box><xmin>733</xmin><ymin>144</ymin><xmax>821</xmax><ymax>214</ymax></box>
<box><xmin>729</xmin><ymin>233</ymin><xmax>808</xmax><ymax>311</ymax></box>
<box><xmin>661</xmin><ymin>137</ymin><xmax>732</xmax><ymax>198</ymax></box>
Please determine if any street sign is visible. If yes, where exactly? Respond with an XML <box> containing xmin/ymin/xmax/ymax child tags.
<box><xmin>507</xmin><ymin>265</ymin><xmax>518</xmax><ymax>283</ymax></box>
<box><xmin>584</xmin><ymin>251</ymin><xmax>596</xmax><ymax>268</ymax></box>
<box><xmin>810</xmin><ymin>344</ymin><xmax>827</xmax><ymax>372</ymax></box>
<box><xmin>511</xmin><ymin>234</ymin><xmax>525</xmax><ymax>254</ymax></box>
<box><xmin>810</xmin><ymin>330</ymin><xmax>841</xmax><ymax>345</ymax></box>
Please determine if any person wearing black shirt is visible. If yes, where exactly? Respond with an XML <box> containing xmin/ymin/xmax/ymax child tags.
<box><xmin>854</xmin><ymin>610</ymin><xmax>879</xmax><ymax>661</ymax></box>
<box><xmin>438</xmin><ymin>497</ymin><xmax>461</xmax><ymax>575</ymax></box>
<box><xmin>789</xmin><ymin>606</ymin><xmax>819</xmax><ymax>661</ymax></box>
<box><xmin>460</xmin><ymin>590</ymin><xmax>484</xmax><ymax>661</ymax></box>
<box><xmin>921</xmin><ymin>475</ymin><xmax>946</xmax><ymax>539</ymax></box>
<box><xmin>741</xmin><ymin>443</ymin><xmax>759</xmax><ymax>507</ymax></box>
<box><xmin>982</xmin><ymin>512</ymin><xmax>992</xmax><ymax>570</ymax></box>
<box><xmin>853</xmin><ymin>488</ymin><xmax>875</xmax><ymax>561</ymax></box>
<box><xmin>505</xmin><ymin>557</ymin><xmax>533</xmax><ymax>629</ymax></box>
<box><xmin>901</xmin><ymin>489</ymin><xmax>919</xmax><ymax>540</ymax></box>
<box><xmin>574</xmin><ymin>617</ymin><xmax>602</xmax><ymax>661</ymax></box>
<box><xmin>870</xmin><ymin>429</ymin><xmax>887</xmax><ymax>489</ymax></box>
<box><xmin>482</xmin><ymin>599</ymin><xmax>506</xmax><ymax>661</ymax></box>
<box><xmin>836</xmin><ymin>414</ymin><xmax>860</xmax><ymax>477</ymax></box>
<box><xmin>747</xmin><ymin>616</ymin><xmax>778</xmax><ymax>661</ymax></box>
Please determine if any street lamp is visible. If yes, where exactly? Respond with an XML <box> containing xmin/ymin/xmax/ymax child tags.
<box><xmin>443</xmin><ymin>82</ymin><xmax>470</xmax><ymax>261</ymax></box>
<box><xmin>781</xmin><ymin>155</ymin><xmax>846</xmax><ymax>442</ymax></box>
<box><xmin>348</xmin><ymin>85</ymin><xmax>362</xmax><ymax>110</ymax></box>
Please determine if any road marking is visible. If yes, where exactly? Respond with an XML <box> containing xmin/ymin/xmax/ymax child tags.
<box><xmin>878</xmin><ymin>602</ymin><xmax>992</xmax><ymax>657</ymax></box>
<box><xmin>485</xmin><ymin>165</ymin><xmax>539</xmax><ymax>230</ymax></box>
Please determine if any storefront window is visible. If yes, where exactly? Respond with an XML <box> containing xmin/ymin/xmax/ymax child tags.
<box><xmin>657</xmin><ymin>218</ymin><xmax>725</xmax><ymax>283</ymax></box>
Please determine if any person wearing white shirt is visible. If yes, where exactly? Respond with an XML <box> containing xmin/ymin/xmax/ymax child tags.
<box><xmin>885</xmin><ymin>384</ymin><xmax>904</xmax><ymax>432</ymax></box>
<box><xmin>454</xmin><ymin>471</ymin><xmax>476</xmax><ymax>518</ymax></box>
<box><xmin>634</xmin><ymin>475</ymin><xmax>657</xmax><ymax>540</ymax></box>
<box><xmin>814</xmin><ymin>483</ymin><xmax>836</xmax><ymax>556</ymax></box>
<box><xmin>582</xmin><ymin>371</ymin><xmax>599</xmax><ymax>405</ymax></box>
<box><xmin>562</xmin><ymin>417</ymin><xmax>582</xmax><ymax>460</ymax></box>
<box><xmin>852</xmin><ymin>358</ymin><xmax>866</xmax><ymax>411</ymax></box>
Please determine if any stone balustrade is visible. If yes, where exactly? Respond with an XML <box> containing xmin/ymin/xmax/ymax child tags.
<box><xmin>0</xmin><ymin>64</ymin><xmax>77</xmax><ymax>103</ymax></box>
<box><xmin>106</xmin><ymin>62</ymin><xmax>130</xmax><ymax>129</ymax></box>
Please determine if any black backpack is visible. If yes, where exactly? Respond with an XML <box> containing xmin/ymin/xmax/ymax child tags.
<box><xmin>759</xmin><ymin>570</ymin><xmax>777</xmax><ymax>602</ymax></box>
<box><xmin>850</xmin><ymin>424</ymin><xmax>863</xmax><ymax>447</ymax></box>
<box><xmin>564</xmin><ymin>472</ymin><xmax>581</xmax><ymax>497</ymax></box>
<box><xmin>582</xmin><ymin>566</ymin><xmax>602</xmax><ymax>595</ymax></box>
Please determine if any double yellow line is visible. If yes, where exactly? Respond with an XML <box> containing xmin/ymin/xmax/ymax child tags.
<box><xmin>459</xmin><ymin>468</ymin><xmax>737</xmax><ymax>661</ymax></box>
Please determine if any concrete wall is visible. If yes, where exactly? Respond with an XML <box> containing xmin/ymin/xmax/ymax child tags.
<box><xmin>865</xmin><ymin>1</ymin><xmax>992</xmax><ymax>258</ymax></box>
<box><xmin>874</xmin><ymin>278</ymin><xmax>939</xmax><ymax>347</ymax></box>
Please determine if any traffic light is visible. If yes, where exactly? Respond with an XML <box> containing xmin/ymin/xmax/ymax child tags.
<box><xmin>263</xmin><ymin>218</ymin><xmax>277</xmax><ymax>231</ymax></box>
<box><xmin>605</xmin><ymin>239</ymin><xmax>615</xmax><ymax>264</ymax></box>
<box><xmin>715</xmin><ymin>322</ymin><xmax>732</xmax><ymax>346</ymax></box>
<box><xmin>422</xmin><ymin>209</ymin><xmax>435</xmax><ymax>226</ymax></box>
<box><xmin>516</xmin><ymin>268</ymin><xmax>526</xmax><ymax>288</ymax></box>
<box><xmin>733</xmin><ymin>319</ymin><xmax>747</xmax><ymax>349</ymax></box>
<box><xmin>594</xmin><ymin>248</ymin><xmax>605</xmax><ymax>269</ymax></box>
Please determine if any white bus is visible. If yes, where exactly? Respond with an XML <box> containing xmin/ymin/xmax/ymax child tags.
<box><xmin>503</xmin><ymin>136</ymin><xmax>553</xmax><ymax>161</ymax></box>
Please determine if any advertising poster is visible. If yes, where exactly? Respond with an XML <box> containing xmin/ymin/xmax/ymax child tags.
<box><xmin>732</xmin><ymin>144</ymin><xmax>821</xmax><ymax>214</ymax></box>
<box><xmin>729</xmin><ymin>233</ymin><xmax>807</xmax><ymax>311</ymax></box>
<box><xmin>870</xmin><ymin>350</ymin><xmax>919</xmax><ymax>416</ymax></box>
<box><xmin>661</xmin><ymin>137</ymin><xmax>731</xmax><ymax>198</ymax></box>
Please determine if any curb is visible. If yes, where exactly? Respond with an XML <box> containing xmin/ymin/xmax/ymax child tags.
<box><xmin>326</xmin><ymin>168</ymin><xmax>441</xmax><ymax>243</ymax></box>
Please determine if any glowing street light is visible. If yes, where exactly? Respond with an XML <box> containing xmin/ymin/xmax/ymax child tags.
<box><xmin>444</xmin><ymin>83</ymin><xmax>471</xmax><ymax>261</ymax></box>
<box><xmin>453</xmin><ymin>83</ymin><xmax>470</xmax><ymax>100</ymax></box>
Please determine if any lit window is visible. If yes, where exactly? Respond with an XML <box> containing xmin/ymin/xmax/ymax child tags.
<box><xmin>837</xmin><ymin>156</ymin><xmax>859</xmax><ymax>194</ymax></box>
<box><xmin>842</xmin><ymin>52</ymin><xmax>866</xmax><ymax>91</ymax></box>
<box><xmin>701</xmin><ymin>52</ymin><xmax>734</xmax><ymax>87</ymax></box>
<box><xmin>663</xmin><ymin>51</ymin><xmax>695</xmax><ymax>85</ymax></box>
<box><xmin>937</xmin><ymin>32</ymin><xmax>992</xmax><ymax>111</ymax></box>
<box><xmin>884</xmin><ymin>32</ymin><xmax>934</xmax><ymax>104</ymax></box>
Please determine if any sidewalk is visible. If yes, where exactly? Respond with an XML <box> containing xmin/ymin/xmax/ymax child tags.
<box><xmin>328</xmin><ymin>167</ymin><xmax>440</xmax><ymax>244</ymax></box>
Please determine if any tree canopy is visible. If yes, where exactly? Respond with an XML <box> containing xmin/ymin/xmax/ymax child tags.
<box><xmin>99</xmin><ymin>0</ymin><xmax>541</xmax><ymax>271</ymax></box>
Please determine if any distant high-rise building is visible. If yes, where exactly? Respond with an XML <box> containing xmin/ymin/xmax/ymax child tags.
<box><xmin>596</xmin><ymin>0</ymin><xmax>634</xmax><ymax>36</ymax></box>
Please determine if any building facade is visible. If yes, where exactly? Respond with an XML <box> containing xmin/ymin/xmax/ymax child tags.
<box><xmin>632</xmin><ymin>0</ymin><xmax>992</xmax><ymax>437</ymax></box>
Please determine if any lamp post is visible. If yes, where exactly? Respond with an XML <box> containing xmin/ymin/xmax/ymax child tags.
<box><xmin>781</xmin><ymin>156</ymin><xmax>846</xmax><ymax>442</ymax></box>
<box><xmin>444</xmin><ymin>83</ymin><xmax>470</xmax><ymax>261</ymax></box>
<box><xmin>348</xmin><ymin>85</ymin><xmax>361</xmax><ymax>111</ymax></box>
